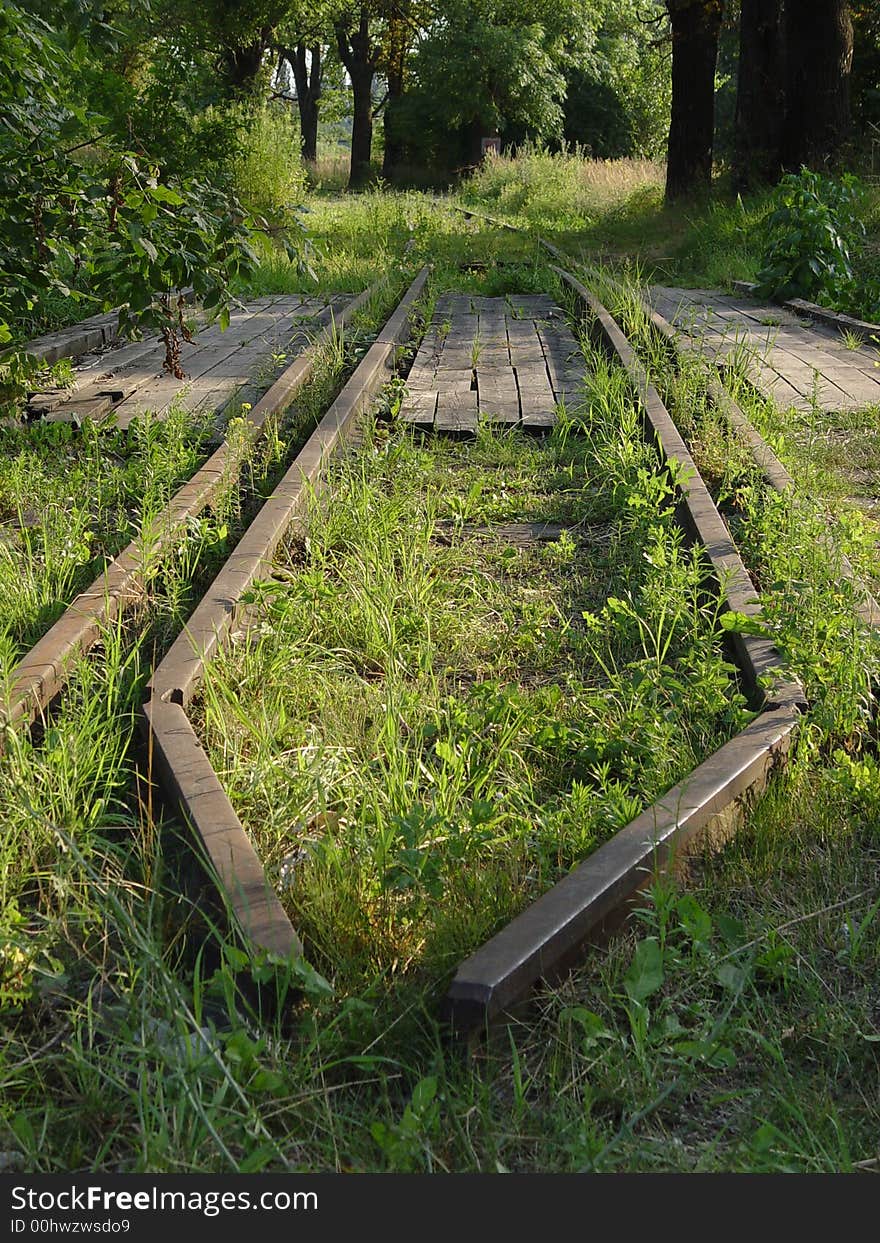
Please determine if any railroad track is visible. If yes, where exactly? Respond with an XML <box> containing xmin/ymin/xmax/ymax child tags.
<box><xmin>8</xmin><ymin>233</ymin><xmax>858</xmax><ymax>1042</ymax></box>
<box><xmin>1</xmin><ymin>282</ymin><xmax>380</xmax><ymax>734</ymax></box>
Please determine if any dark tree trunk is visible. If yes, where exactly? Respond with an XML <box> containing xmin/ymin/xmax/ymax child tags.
<box><xmin>664</xmin><ymin>1</ymin><xmax>725</xmax><ymax>202</ymax></box>
<box><xmin>733</xmin><ymin>0</ymin><xmax>784</xmax><ymax>189</ymax></box>
<box><xmin>221</xmin><ymin>26</ymin><xmax>273</xmax><ymax>94</ymax></box>
<box><xmin>781</xmin><ymin>0</ymin><xmax>853</xmax><ymax>170</ymax></box>
<box><xmin>289</xmin><ymin>44</ymin><xmax>322</xmax><ymax>163</ymax></box>
<box><xmin>382</xmin><ymin>15</ymin><xmax>407</xmax><ymax>180</ymax></box>
<box><xmin>337</xmin><ymin>9</ymin><xmax>378</xmax><ymax>190</ymax></box>
<box><xmin>349</xmin><ymin>68</ymin><xmax>374</xmax><ymax>187</ymax></box>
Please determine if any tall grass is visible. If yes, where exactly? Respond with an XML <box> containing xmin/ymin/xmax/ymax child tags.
<box><xmin>460</xmin><ymin>146</ymin><xmax>665</xmax><ymax>229</ymax></box>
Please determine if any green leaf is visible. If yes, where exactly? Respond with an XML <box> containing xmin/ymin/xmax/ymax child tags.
<box><xmin>716</xmin><ymin>914</ymin><xmax>746</xmax><ymax>947</ymax></box>
<box><xmin>560</xmin><ymin>1007</ymin><xmax>610</xmax><ymax>1047</ymax></box>
<box><xmin>239</xmin><ymin>1145</ymin><xmax>278</xmax><ymax>1173</ymax></box>
<box><xmin>410</xmin><ymin>1077</ymin><xmax>438</xmax><ymax>1112</ymax></box>
<box><xmin>137</xmin><ymin>237</ymin><xmax>158</xmax><ymax>263</ymax></box>
<box><xmin>251</xmin><ymin>1068</ymin><xmax>286</xmax><ymax>1095</ymax></box>
<box><xmin>674</xmin><ymin>1039</ymin><xmax>736</xmax><ymax>1068</ymax></box>
<box><xmin>715</xmin><ymin>960</ymin><xmax>751</xmax><ymax>992</ymax></box>
<box><xmin>624</xmin><ymin>938</ymin><xmax>664</xmax><ymax>1004</ymax></box>
<box><xmin>677</xmin><ymin>894</ymin><xmax>713</xmax><ymax>947</ymax></box>
<box><xmin>720</xmin><ymin>610</ymin><xmax>768</xmax><ymax>637</ymax></box>
<box><xmin>149</xmin><ymin>184</ymin><xmax>185</xmax><ymax>205</ymax></box>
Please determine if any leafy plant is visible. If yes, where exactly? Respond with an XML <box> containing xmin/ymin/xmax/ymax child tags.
<box><xmin>0</xmin><ymin>1</ymin><xmax>309</xmax><ymax>403</ymax></box>
<box><xmin>754</xmin><ymin>168</ymin><xmax>867</xmax><ymax>306</ymax></box>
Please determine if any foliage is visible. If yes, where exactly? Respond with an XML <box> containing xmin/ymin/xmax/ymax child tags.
<box><xmin>754</xmin><ymin>169</ymin><xmax>869</xmax><ymax>305</ymax></box>
<box><xmin>230</xmin><ymin>104</ymin><xmax>309</xmax><ymax>223</ymax></box>
<box><xmin>0</xmin><ymin>1</ymin><xmax>309</xmax><ymax>400</ymax></box>
<box><xmin>393</xmin><ymin>0</ymin><xmax>588</xmax><ymax>166</ymax></box>
<box><xmin>562</xmin><ymin>0</ymin><xmax>672</xmax><ymax>159</ymax></box>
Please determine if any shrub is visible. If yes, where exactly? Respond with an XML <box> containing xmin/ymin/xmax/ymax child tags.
<box><xmin>229</xmin><ymin>104</ymin><xmax>308</xmax><ymax>225</ymax></box>
<box><xmin>754</xmin><ymin>169</ymin><xmax>869</xmax><ymax>307</ymax></box>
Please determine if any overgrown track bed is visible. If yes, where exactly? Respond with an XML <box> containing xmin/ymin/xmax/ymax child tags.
<box><xmin>445</xmin><ymin>273</ymin><xmax>804</xmax><ymax>1031</ymax></box>
<box><xmin>169</xmin><ymin>261</ymin><xmax>805</xmax><ymax>1038</ymax></box>
<box><xmin>143</xmin><ymin>267</ymin><xmax>430</xmax><ymax>959</ymax></box>
<box><xmin>0</xmin><ymin>284</ymin><xmax>376</xmax><ymax>733</ymax></box>
<box><xmin>400</xmin><ymin>293</ymin><xmax>582</xmax><ymax>433</ymax></box>
<box><xmin>648</xmin><ymin>284</ymin><xmax>880</xmax><ymax>414</ymax></box>
<box><xmin>642</xmin><ymin>297</ymin><xmax>880</xmax><ymax>630</ymax></box>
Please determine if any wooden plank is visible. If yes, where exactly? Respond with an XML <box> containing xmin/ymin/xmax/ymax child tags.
<box><xmin>37</xmin><ymin>296</ymin><xmax>289</xmax><ymax>420</ymax></box>
<box><xmin>434</xmin><ymin>392</ymin><xmax>479</xmax><ymax>434</ymax></box>
<box><xmin>399</xmin><ymin>391</ymin><xmax>437</xmax><ymax>429</ymax></box>
<box><xmin>110</xmin><ymin>297</ymin><xmax>322</xmax><ymax>427</ymax></box>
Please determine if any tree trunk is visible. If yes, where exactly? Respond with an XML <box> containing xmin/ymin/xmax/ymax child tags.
<box><xmin>733</xmin><ymin>0</ymin><xmax>784</xmax><ymax>189</ymax></box>
<box><xmin>664</xmin><ymin>1</ymin><xmax>725</xmax><ymax>202</ymax></box>
<box><xmin>382</xmin><ymin>15</ymin><xmax>407</xmax><ymax>181</ymax></box>
<box><xmin>349</xmin><ymin>68</ymin><xmax>374</xmax><ymax>188</ymax></box>
<box><xmin>782</xmin><ymin>0</ymin><xmax>853</xmax><ymax>170</ymax></box>
<box><xmin>290</xmin><ymin>44</ymin><xmax>321</xmax><ymax>163</ymax></box>
<box><xmin>221</xmin><ymin>26</ymin><xmax>273</xmax><ymax>94</ymax></box>
<box><xmin>337</xmin><ymin>10</ymin><xmax>377</xmax><ymax>190</ymax></box>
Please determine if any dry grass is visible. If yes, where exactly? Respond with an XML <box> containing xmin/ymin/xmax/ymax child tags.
<box><xmin>461</xmin><ymin>147</ymin><xmax>665</xmax><ymax>228</ymax></box>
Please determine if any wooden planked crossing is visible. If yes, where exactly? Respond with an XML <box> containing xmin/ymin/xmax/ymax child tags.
<box><xmin>28</xmin><ymin>294</ymin><xmax>350</xmax><ymax>429</ymax></box>
<box><xmin>650</xmin><ymin>285</ymin><xmax>880</xmax><ymax>413</ymax></box>
<box><xmin>400</xmin><ymin>294</ymin><xmax>583</xmax><ymax>434</ymax></box>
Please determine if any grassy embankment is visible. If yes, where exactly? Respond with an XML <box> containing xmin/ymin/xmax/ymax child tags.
<box><xmin>458</xmin><ymin>147</ymin><xmax>880</xmax><ymax>300</ymax></box>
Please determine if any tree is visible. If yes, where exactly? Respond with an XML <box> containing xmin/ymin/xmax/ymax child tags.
<box><xmin>0</xmin><ymin>0</ymin><xmax>287</xmax><ymax>397</ymax></box>
<box><xmin>274</xmin><ymin>5</ymin><xmax>334</xmax><ymax>164</ymax></box>
<box><xmin>335</xmin><ymin>4</ymin><xmax>382</xmax><ymax>188</ymax></box>
<box><xmin>562</xmin><ymin>0</ymin><xmax>672</xmax><ymax>160</ymax></box>
<box><xmin>732</xmin><ymin>0</ymin><xmax>784</xmax><ymax>189</ymax></box>
<box><xmin>781</xmin><ymin>0</ymin><xmax>854</xmax><ymax>170</ymax></box>
<box><xmin>278</xmin><ymin>43</ymin><xmax>324</xmax><ymax>162</ymax></box>
<box><xmin>381</xmin><ymin>2</ymin><xmax>409</xmax><ymax>179</ymax></box>
<box><xmin>396</xmin><ymin>1</ymin><xmax>584</xmax><ymax>169</ymax></box>
<box><xmin>160</xmin><ymin>0</ymin><xmax>305</xmax><ymax>97</ymax></box>
<box><xmin>664</xmin><ymin>0</ymin><xmax>725</xmax><ymax>201</ymax></box>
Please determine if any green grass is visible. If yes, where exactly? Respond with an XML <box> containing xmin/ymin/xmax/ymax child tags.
<box><xmin>1</xmin><ymin>190</ymin><xmax>879</xmax><ymax>1175</ymax></box>
<box><xmin>456</xmin><ymin>148</ymin><xmax>880</xmax><ymax>300</ymax></box>
<box><xmin>0</xmin><ymin>408</ymin><xmax>216</xmax><ymax>678</ymax></box>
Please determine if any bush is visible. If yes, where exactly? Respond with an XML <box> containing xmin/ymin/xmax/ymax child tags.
<box><xmin>754</xmin><ymin>169</ymin><xmax>873</xmax><ymax>310</ymax></box>
<box><xmin>229</xmin><ymin>104</ymin><xmax>308</xmax><ymax>224</ymax></box>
